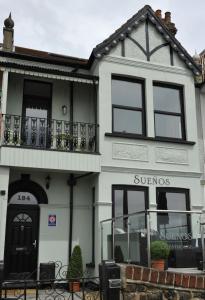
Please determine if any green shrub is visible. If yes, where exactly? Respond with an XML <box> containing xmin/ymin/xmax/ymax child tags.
<box><xmin>67</xmin><ymin>245</ymin><xmax>83</xmax><ymax>279</ymax></box>
<box><xmin>150</xmin><ymin>240</ymin><xmax>170</xmax><ymax>260</ymax></box>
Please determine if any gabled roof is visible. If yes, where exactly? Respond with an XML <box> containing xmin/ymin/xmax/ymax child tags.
<box><xmin>91</xmin><ymin>5</ymin><xmax>201</xmax><ymax>76</ymax></box>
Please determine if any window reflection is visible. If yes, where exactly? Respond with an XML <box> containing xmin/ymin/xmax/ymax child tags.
<box><xmin>157</xmin><ymin>189</ymin><xmax>190</xmax><ymax>240</ymax></box>
<box><xmin>153</xmin><ymin>84</ymin><xmax>185</xmax><ymax>140</ymax></box>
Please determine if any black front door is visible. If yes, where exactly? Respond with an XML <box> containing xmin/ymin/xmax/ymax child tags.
<box><xmin>4</xmin><ymin>204</ymin><xmax>39</xmax><ymax>279</ymax></box>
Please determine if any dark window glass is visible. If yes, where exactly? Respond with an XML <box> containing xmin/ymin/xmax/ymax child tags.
<box><xmin>24</xmin><ymin>81</ymin><xmax>51</xmax><ymax>98</ymax></box>
<box><xmin>153</xmin><ymin>83</ymin><xmax>185</xmax><ymax>140</ymax></box>
<box><xmin>113</xmin><ymin>186</ymin><xmax>148</xmax><ymax>263</ymax></box>
<box><xmin>112</xmin><ymin>77</ymin><xmax>145</xmax><ymax>136</ymax></box>
<box><xmin>112</xmin><ymin>80</ymin><xmax>142</xmax><ymax>107</ymax></box>
<box><xmin>154</xmin><ymin>86</ymin><xmax>181</xmax><ymax>113</ymax></box>
<box><xmin>113</xmin><ymin>109</ymin><xmax>142</xmax><ymax>134</ymax></box>
<box><xmin>127</xmin><ymin>191</ymin><xmax>145</xmax><ymax>214</ymax></box>
<box><xmin>155</xmin><ymin>114</ymin><xmax>182</xmax><ymax>139</ymax></box>
<box><xmin>113</xmin><ymin>186</ymin><xmax>147</xmax><ymax>217</ymax></box>
<box><xmin>114</xmin><ymin>190</ymin><xmax>124</xmax><ymax>218</ymax></box>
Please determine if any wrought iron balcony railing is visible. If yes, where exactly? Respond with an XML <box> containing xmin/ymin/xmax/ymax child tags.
<box><xmin>0</xmin><ymin>114</ymin><xmax>98</xmax><ymax>153</ymax></box>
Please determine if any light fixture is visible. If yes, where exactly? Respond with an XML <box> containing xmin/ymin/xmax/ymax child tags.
<box><xmin>45</xmin><ymin>175</ymin><xmax>51</xmax><ymax>190</ymax></box>
<box><xmin>62</xmin><ymin>105</ymin><xmax>67</xmax><ymax>115</ymax></box>
<box><xmin>0</xmin><ymin>190</ymin><xmax>6</xmax><ymax>196</ymax></box>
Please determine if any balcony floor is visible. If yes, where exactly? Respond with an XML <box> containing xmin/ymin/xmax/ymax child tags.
<box><xmin>0</xmin><ymin>145</ymin><xmax>101</xmax><ymax>172</ymax></box>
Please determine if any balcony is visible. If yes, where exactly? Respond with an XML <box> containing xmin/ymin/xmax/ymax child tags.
<box><xmin>1</xmin><ymin>114</ymin><xmax>98</xmax><ymax>153</ymax></box>
<box><xmin>0</xmin><ymin>114</ymin><xmax>100</xmax><ymax>172</ymax></box>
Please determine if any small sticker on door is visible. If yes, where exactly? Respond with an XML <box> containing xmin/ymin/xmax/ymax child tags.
<box><xmin>48</xmin><ymin>214</ymin><xmax>56</xmax><ymax>227</ymax></box>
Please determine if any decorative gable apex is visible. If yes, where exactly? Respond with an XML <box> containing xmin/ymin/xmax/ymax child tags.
<box><xmin>92</xmin><ymin>5</ymin><xmax>201</xmax><ymax>76</ymax></box>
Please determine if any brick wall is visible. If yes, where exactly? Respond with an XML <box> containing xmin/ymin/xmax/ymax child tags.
<box><xmin>120</xmin><ymin>264</ymin><xmax>205</xmax><ymax>300</ymax></box>
<box><xmin>124</xmin><ymin>265</ymin><xmax>205</xmax><ymax>289</ymax></box>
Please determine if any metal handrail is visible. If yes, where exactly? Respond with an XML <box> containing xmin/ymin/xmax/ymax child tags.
<box><xmin>100</xmin><ymin>209</ymin><xmax>203</xmax><ymax>224</ymax></box>
<box><xmin>1</xmin><ymin>113</ymin><xmax>99</xmax><ymax>152</ymax></box>
<box><xmin>1</xmin><ymin>113</ymin><xmax>99</xmax><ymax>127</ymax></box>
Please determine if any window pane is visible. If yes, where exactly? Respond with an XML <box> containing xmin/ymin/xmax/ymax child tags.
<box><xmin>154</xmin><ymin>86</ymin><xmax>181</xmax><ymax>113</ymax></box>
<box><xmin>114</xmin><ymin>109</ymin><xmax>142</xmax><ymax>134</ymax></box>
<box><xmin>114</xmin><ymin>190</ymin><xmax>125</xmax><ymax>235</ymax></box>
<box><xmin>155</xmin><ymin>113</ymin><xmax>182</xmax><ymax>138</ymax></box>
<box><xmin>166</xmin><ymin>192</ymin><xmax>187</xmax><ymax>210</ymax></box>
<box><xmin>26</xmin><ymin>108</ymin><xmax>48</xmax><ymax>119</ymax></box>
<box><xmin>157</xmin><ymin>191</ymin><xmax>189</xmax><ymax>239</ymax></box>
<box><xmin>112</xmin><ymin>79</ymin><xmax>142</xmax><ymax>107</ymax></box>
<box><xmin>114</xmin><ymin>190</ymin><xmax>124</xmax><ymax>218</ymax></box>
<box><xmin>127</xmin><ymin>191</ymin><xmax>145</xmax><ymax>214</ymax></box>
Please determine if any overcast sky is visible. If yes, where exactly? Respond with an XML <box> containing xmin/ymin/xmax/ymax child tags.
<box><xmin>0</xmin><ymin>0</ymin><xmax>204</xmax><ymax>59</ymax></box>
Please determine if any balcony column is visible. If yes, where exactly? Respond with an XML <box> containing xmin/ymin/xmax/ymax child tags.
<box><xmin>93</xmin><ymin>81</ymin><xmax>98</xmax><ymax>152</ymax></box>
<box><xmin>0</xmin><ymin>167</ymin><xmax>10</xmax><ymax>261</ymax></box>
<box><xmin>1</xmin><ymin>70</ymin><xmax>9</xmax><ymax>114</ymax></box>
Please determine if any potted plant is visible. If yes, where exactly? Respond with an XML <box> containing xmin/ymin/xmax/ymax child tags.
<box><xmin>150</xmin><ymin>240</ymin><xmax>170</xmax><ymax>271</ymax></box>
<box><xmin>67</xmin><ymin>245</ymin><xmax>83</xmax><ymax>292</ymax></box>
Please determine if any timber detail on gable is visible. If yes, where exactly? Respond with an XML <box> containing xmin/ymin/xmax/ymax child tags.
<box><xmin>92</xmin><ymin>5</ymin><xmax>201</xmax><ymax>76</ymax></box>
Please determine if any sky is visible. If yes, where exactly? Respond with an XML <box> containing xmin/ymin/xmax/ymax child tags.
<box><xmin>0</xmin><ymin>0</ymin><xmax>204</xmax><ymax>59</ymax></box>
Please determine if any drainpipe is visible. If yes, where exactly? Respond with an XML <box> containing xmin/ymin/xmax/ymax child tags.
<box><xmin>67</xmin><ymin>172</ymin><xmax>93</xmax><ymax>259</ymax></box>
<box><xmin>67</xmin><ymin>174</ymin><xmax>76</xmax><ymax>259</ymax></box>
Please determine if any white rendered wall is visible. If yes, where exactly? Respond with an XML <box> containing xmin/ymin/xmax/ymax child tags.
<box><xmin>9</xmin><ymin>170</ymin><xmax>96</xmax><ymax>269</ymax></box>
<box><xmin>94</xmin><ymin>17</ymin><xmax>202</xmax><ymax>270</ymax></box>
<box><xmin>6</xmin><ymin>74</ymin><xmax>95</xmax><ymax>124</ymax></box>
<box><xmin>98</xmin><ymin>59</ymin><xmax>200</xmax><ymax>174</ymax></box>
<box><xmin>0</xmin><ymin>167</ymin><xmax>10</xmax><ymax>260</ymax></box>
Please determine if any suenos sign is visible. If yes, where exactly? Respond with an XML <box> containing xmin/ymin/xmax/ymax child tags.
<box><xmin>134</xmin><ymin>175</ymin><xmax>170</xmax><ymax>186</ymax></box>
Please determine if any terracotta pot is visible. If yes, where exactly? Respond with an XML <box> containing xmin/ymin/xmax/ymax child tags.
<box><xmin>151</xmin><ymin>259</ymin><xmax>165</xmax><ymax>271</ymax></box>
<box><xmin>69</xmin><ymin>281</ymin><xmax>81</xmax><ymax>292</ymax></box>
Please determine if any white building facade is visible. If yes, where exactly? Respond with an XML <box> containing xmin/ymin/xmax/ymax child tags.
<box><xmin>0</xmin><ymin>5</ymin><xmax>204</xmax><ymax>279</ymax></box>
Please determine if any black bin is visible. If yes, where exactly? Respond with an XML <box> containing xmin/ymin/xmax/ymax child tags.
<box><xmin>39</xmin><ymin>263</ymin><xmax>55</xmax><ymax>281</ymax></box>
<box><xmin>99</xmin><ymin>261</ymin><xmax>121</xmax><ymax>300</ymax></box>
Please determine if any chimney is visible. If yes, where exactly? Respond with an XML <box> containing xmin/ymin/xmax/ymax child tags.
<box><xmin>3</xmin><ymin>13</ymin><xmax>14</xmax><ymax>52</ymax></box>
<box><xmin>155</xmin><ymin>10</ymin><xmax>177</xmax><ymax>36</ymax></box>
<box><xmin>164</xmin><ymin>12</ymin><xmax>171</xmax><ymax>24</ymax></box>
<box><xmin>155</xmin><ymin>9</ymin><xmax>162</xmax><ymax>19</ymax></box>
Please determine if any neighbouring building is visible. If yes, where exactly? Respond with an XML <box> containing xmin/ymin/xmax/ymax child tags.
<box><xmin>0</xmin><ymin>5</ymin><xmax>204</xmax><ymax>279</ymax></box>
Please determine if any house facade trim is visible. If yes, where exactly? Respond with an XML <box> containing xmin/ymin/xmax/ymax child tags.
<box><xmin>0</xmin><ymin>61</ymin><xmax>99</xmax><ymax>84</ymax></box>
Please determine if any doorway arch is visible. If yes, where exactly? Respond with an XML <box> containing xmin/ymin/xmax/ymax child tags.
<box><xmin>8</xmin><ymin>178</ymin><xmax>48</xmax><ymax>205</ymax></box>
<box><xmin>4</xmin><ymin>177</ymin><xmax>48</xmax><ymax>279</ymax></box>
